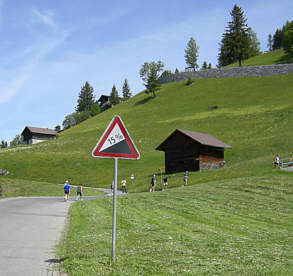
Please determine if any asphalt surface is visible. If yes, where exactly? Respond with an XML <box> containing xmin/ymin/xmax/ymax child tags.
<box><xmin>0</xmin><ymin>195</ymin><xmax>109</xmax><ymax>276</ymax></box>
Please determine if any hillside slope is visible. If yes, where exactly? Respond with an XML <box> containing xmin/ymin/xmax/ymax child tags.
<box><xmin>1</xmin><ymin>73</ymin><xmax>293</xmax><ymax>191</ymax></box>
<box><xmin>225</xmin><ymin>49</ymin><xmax>287</xmax><ymax>67</ymax></box>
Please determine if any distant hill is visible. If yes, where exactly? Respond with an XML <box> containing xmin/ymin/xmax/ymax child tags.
<box><xmin>1</xmin><ymin>72</ymin><xmax>293</xmax><ymax>192</ymax></box>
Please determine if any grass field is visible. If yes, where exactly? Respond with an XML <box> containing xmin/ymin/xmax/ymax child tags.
<box><xmin>225</xmin><ymin>49</ymin><xmax>288</xmax><ymax>67</ymax></box>
<box><xmin>1</xmin><ymin>73</ymin><xmax>293</xmax><ymax>193</ymax></box>
<box><xmin>60</xmin><ymin>173</ymin><xmax>293</xmax><ymax>275</ymax></box>
<box><xmin>0</xmin><ymin>51</ymin><xmax>292</xmax><ymax>275</ymax></box>
<box><xmin>0</xmin><ymin>178</ymin><xmax>104</xmax><ymax>197</ymax></box>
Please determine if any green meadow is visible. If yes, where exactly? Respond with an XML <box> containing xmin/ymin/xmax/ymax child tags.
<box><xmin>1</xmin><ymin>73</ymin><xmax>293</xmax><ymax>192</ymax></box>
<box><xmin>225</xmin><ymin>49</ymin><xmax>287</xmax><ymax>67</ymax></box>
<box><xmin>1</xmin><ymin>50</ymin><xmax>293</xmax><ymax>275</ymax></box>
<box><xmin>61</xmin><ymin>174</ymin><xmax>293</xmax><ymax>275</ymax></box>
<box><xmin>0</xmin><ymin>178</ymin><xmax>104</xmax><ymax>197</ymax></box>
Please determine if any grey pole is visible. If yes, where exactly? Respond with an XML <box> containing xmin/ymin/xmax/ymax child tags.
<box><xmin>112</xmin><ymin>157</ymin><xmax>118</xmax><ymax>263</ymax></box>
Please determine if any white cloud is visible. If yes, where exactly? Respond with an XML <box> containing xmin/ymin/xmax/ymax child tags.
<box><xmin>32</xmin><ymin>8</ymin><xmax>58</xmax><ymax>32</ymax></box>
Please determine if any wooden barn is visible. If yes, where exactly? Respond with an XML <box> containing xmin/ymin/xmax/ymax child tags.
<box><xmin>21</xmin><ymin>126</ymin><xmax>57</xmax><ymax>145</ymax></box>
<box><xmin>156</xmin><ymin>129</ymin><xmax>232</xmax><ymax>174</ymax></box>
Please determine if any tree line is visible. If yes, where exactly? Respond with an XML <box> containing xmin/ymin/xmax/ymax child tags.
<box><xmin>60</xmin><ymin>78</ymin><xmax>132</xmax><ymax>130</ymax></box>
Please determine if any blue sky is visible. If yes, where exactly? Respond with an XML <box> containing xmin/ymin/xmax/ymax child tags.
<box><xmin>0</xmin><ymin>0</ymin><xmax>292</xmax><ymax>143</ymax></box>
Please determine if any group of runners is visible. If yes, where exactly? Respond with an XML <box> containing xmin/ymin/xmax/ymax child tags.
<box><xmin>150</xmin><ymin>171</ymin><xmax>189</xmax><ymax>192</ymax></box>
<box><xmin>63</xmin><ymin>180</ymin><xmax>83</xmax><ymax>201</ymax></box>
<box><xmin>63</xmin><ymin>171</ymin><xmax>189</xmax><ymax>199</ymax></box>
<box><xmin>110</xmin><ymin>178</ymin><xmax>128</xmax><ymax>194</ymax></box>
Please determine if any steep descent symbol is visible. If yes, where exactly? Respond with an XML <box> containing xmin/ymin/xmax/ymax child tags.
<box><xmin>91</xmin><ymin>115</ymin><xmax>140</xmax><ymax>160</ymax></box>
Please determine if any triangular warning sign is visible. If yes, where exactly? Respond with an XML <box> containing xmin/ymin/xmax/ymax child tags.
<box><xmin>91</xmin><ymin>115</ymin><xmax>140</xmax><ymax>160</ymax></box>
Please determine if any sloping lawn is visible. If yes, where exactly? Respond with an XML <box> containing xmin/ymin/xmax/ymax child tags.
<box><xmin>61</xmin><ymin>173</ymin><xmax>293</xmax><ymax>275</ymax></box>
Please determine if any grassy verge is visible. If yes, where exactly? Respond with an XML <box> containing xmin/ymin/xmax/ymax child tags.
<box><xmin>61</xmin><ymin>173</ymin><xmax>293</xmax><ymax>275</ymax></box>
<box><xmin>0</xmin><ymin>178</ymin><xmax>105</xmax><ymax>197</ymax></box>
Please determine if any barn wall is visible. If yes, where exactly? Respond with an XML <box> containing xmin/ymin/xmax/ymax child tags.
<box><xmin>199</xmin><ymin>155</ymin><xmax>225</xmax><ymax>171</ymax></box>
<box><xmin>165</xmin><ymin>152</ymin><xmax>199</xmax><ymax>174</ymax></box>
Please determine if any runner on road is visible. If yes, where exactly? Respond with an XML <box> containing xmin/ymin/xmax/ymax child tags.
<box><xmin>64</xmin><ymin>180</ymin><xmax>70</xmax><ymax>201</ymax></box>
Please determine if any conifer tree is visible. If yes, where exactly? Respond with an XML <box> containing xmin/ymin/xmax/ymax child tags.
<box><xmin>76</xmin><ymin>81</ymin><xmax>95</xmax><ymax>112</ymax></box>
<box><xmin>122</xmin><ymin>79</ymin><xmax>131</xmax><ymax>100</ymax></box>
<box><xmin>283</xmin><ymin>21</ymin><xmax>293</xmax><ymax>58</ymax></box>
<box><xmin>247</xmin><ymin>27</ymin><xmax>261</xmax><ymax>57</ymax></box>
<box><xmin>201</xmin><ymin>61</ymin><xmax>208</xmax><ymax>70</ymax></box>
<box><xmin>109</xmin><ymin>84</ymin><xmax>120</xmax><ymax>105</ymax></box>
<box><xmin>267</xmin><ymin>34</ymin><xmax>273</xmax><ymax>51</ymax></box>
<box><xmin>218</xmin><ymin>5</ymin><xmax>250</xmax><ymax>67</ymax></box>
<box><xmin>184</xmin><ymin>37</ymin><xmax>199</xmax><ymax>71</ymax></box>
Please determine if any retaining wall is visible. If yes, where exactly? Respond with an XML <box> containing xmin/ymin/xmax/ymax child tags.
<box><xmin>159</xmin><ymin>64</ymin><xmax>293</xmax><ymax>84</ymax></box>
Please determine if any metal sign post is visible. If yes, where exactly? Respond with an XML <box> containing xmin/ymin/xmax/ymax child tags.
<box><xmin>91</xmin><ymin>115</ymin><xmax>140</xmax><ymax>263</ymax></box>
<box><xmin>112</xmin><ymin>157</ymin><xmax>118</xmax><ymax>262</ymax></box>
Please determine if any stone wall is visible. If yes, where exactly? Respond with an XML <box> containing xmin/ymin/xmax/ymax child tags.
<box><xmin>159</xmin><ymin>64</ymin><xmax>293</xmax><ymax>84</ymax></box>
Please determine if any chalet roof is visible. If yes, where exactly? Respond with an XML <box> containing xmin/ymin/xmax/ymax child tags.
<box><xmin>22</xmin><ymin>126</ymin><xmax>57</xmax><ymax>136</ymax></box>
<box><xmin>156</xmin><ymin>129</ymin><xmax>232</xmax><ymax>151</ymax></box>
<box><xmin>97</xmin><ymin>95</ymin><xmax>109</xmax><ymax>101</ymax></box>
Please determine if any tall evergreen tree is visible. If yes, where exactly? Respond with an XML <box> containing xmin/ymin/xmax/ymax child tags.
<box><xmin>272</xmin><ymin>29</ymin><xmax>283</xmax><ymax>50</ymax></box>
<box><xmin>122</xmin><ymin>79</ymin><xmax>132</xmax><ymax>100</ymax></box>
<box><xmin>76</xmin><ymin>81</ymin><xmax>95</xmax><ymax>112</ymax></box>
<box><xmin>109</xmin><ymin>84</ymin><xmax>120</xmax><ymax>105</ymax></box>
<box><xmin>184</xmin><ymin>37</ymin><xmax>199</xmax><ymax>71</ymax></box>
<box><xmin>247</xmin><ymin>27</ymin><xmax>261</xmax><ymax>57</ymax></box>
<box><xmin>283</xmin><ymin>21</ymin><xmax>293</xmax><ymax>58</ymax></box>
<box><xmin>218</xmin><ymin>5</ymin><xmax>250</xmax><ymax>67</ymax></box>
<box><xmin>267</xmin><ymin>34</ymin><xmax>273</xmax><ymax>51</ymax></box>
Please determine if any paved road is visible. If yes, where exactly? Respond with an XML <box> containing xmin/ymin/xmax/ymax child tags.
<box><xmin>0</xmin><ymin>195</ymin><xmax>109</xmax><ymax>276</ymax></box>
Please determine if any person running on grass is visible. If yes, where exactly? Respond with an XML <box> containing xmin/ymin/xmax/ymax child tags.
<box><xmin>76</xmin><ymin>184</ymin><xmax>83</xmax><ymax>200</ymax></box>
<box><xmin>183</xmin><ymin>171</ymin><xmax>189</xmax><ymax>186</ymax></box>
<box><xmin>150</xmin><ymin>174</ymin><xmax>156</xmax><ymax>192</ymax></box>
<box><xmin>63</xmin><ymin>180</ymin><xmax>70</xmax><ymax>201</ymax></box>
<box><xmin>121</xmin><ymin>178</ymin><xmax>127</xmax><ymax>193</ymax></box>
<box><xmin>163</xmin><ymin>177</ymin><xmax>168</xmax><ymax>191</ymax></box>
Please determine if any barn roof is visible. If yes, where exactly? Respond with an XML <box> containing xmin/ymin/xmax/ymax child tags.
<box><xmin>22</xmin><ymin>126</ymin><xmax>57</xmax><ymax>136</ymax></box>
<box><xmin>156</xmin><ymin>129</ymin><xmax>232</xmax><ymax>151</ymax></box>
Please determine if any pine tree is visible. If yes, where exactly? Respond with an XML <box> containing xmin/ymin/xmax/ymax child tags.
<box><xmin>175</xmin><ymin>68</ymin><xmax>179</xmax><ymax>74</ymax></box>
<box><xmin>76</xmin><ymin>81</ymin><xmax>95</xmax><ymax>112</ymax></box>
<box><xmin>247</xmin><ymin>27</ymin><xmax>261</xmax><ymax>57</ymax></box>
<box><xmin>218</xmin><ymin>5</ymin><xmax>250</xmax><ymax>67</ymax></box>
<box><xmin>267</xmin><ymin>34</ymin><xmax>273</xmax><ymax>51</ymax></box>
<box><xmin>283</xmin><ymin>21</ymin><xmax>293</xmax><ymax>58</ymax></box>
<box><xmin>208</xmin><ymin>63</ymin><xmax>212</xmax><ymax>69</ymax></box>
<box><xmin>184</xmin><ymin>37</ymin><xmax>199</xmax><ymax>71</ymax></box>
<box><xmin>122</xmin><ymin>79</ymin><xmax>132</xmax><ymax>100</ymax></box>
<box><xmin>109</xmin><ymin>85</ymin><xmax>120</xmax><ymax>105</ymax></box>
<box><xmin>201</xmin><ymin>61</ymin><xmax>208</xmax><ymax>70</ymax></box>
<box><xmin>272</xmin><ymin>29</ymin><xmax>283</xmax><ymax>50</ymax></box>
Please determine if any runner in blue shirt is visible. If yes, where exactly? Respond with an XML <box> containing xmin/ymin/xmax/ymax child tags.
<box><xmin>64</xmin><ymin>180</ymin><xmax>70</xmax><ymax>201</ymax></box>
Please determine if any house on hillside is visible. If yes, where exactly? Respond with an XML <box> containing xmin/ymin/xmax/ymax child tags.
<box><xmin>21</xmin><ymin>126</ymin><xmax>57</xmax><ymax>145</ymax></box>
<box><xmin>97</xmin><ymin>95</ymin><xmax>109</xmax><ymax>107</ymax></box>
<box><xmin>156</xmin><ymin>129</ymin><xmax>232</xmax><ymax>174</ymax></box>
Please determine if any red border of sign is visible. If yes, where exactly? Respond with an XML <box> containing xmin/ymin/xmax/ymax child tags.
<box><xmin>91</xmin><ymin>115</ymin><xmax>140</xmax><ymax>160</ymax></box>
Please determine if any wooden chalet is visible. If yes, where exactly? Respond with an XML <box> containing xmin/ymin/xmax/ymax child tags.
<box><xmin>97</xmin><ymin>95</ymin><xmax>109</xmax><ymax>107</ymax></box>
<box><xmin>156</xmin><ymin>129</ymin><xmax>232</xmax><ymax>174</ymax></box>
<box><xmin>21</xmin><ymin>126</ymin><xmax>57</xmax><ymax>145</ymax></box>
